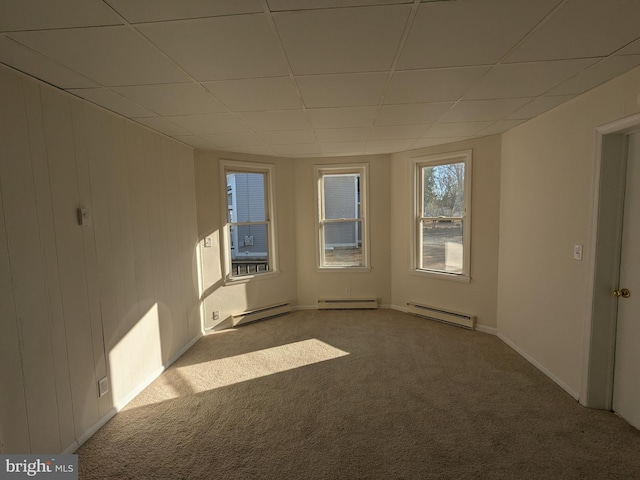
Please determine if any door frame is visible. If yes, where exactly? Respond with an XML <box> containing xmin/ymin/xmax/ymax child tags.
<box><xmin>582</xmin><ymin>112</ymin><xmax>640</xmax><ymax>409</ymax></box>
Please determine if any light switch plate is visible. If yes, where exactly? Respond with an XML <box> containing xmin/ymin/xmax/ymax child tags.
<box><xmin>573</xmin><ymin>244</ymin><xmax>583</xmax><ymax>261</ymax></box>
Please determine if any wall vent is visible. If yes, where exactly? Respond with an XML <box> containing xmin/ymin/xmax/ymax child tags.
<box><xmin>232</xmin><ymin>302</ymin><xmax>291</xmax><ymax>327</ymax></box>
<box><xmin>317</xmin><ymin>298</ymin><xmax>378</xmax><ymax>310</ymax></box>
<box><xmin>406</xmin><ymin>302</ymin><xmax>475</xmax><ymax>330</ymax></box>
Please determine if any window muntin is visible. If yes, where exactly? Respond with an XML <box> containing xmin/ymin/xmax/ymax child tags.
<box><xmin>316</xmin><ymin>165</ymin><xmax>368</xmax><ymax>270</ymax></box>
<box><xmin>414</xmin><ymin>152</ymin><xmax>471</xmax><ymax>278</ymax></box>
<box><xmin>221</xmin><ymin>161</ymin><xmax>276</xmax><ymax>281</ymax></box>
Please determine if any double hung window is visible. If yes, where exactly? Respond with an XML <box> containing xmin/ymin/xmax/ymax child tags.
<box><xmin>413</xmin><ymin>150</ymin><xmax>471</xmax><ymax>280</ymax></box>
<box><xmin>315</xmin><ymin>164</ymin><xmax>369</xmax><ymax>270</ymax></box>
<box><xmin>221</xmin><ymin>161</ymin><xmax>277</xmax><ymax>282</ymax></box>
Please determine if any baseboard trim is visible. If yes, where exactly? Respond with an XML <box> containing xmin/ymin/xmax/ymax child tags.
<box><xmin>497</xmin><ymin>332</ymin><xmax>580</xmax><ymax>401</ymax></box>
<box><xmin>65</xmin><ymin>333</ymin><xmax>202</xmax><ymax>453</ymax></box>
<box><xmin>388</xmin><ymin>304</ymin><xmax>407</xmax><ymax>313</ymax></box>
<box><xmin>62</xmin><ymin>405</ymin><xmax>118</xmax><ymax>454</ymax></box>
<box><xmin>476</xmin><ymin>325</ymin><xmax>497</xmax><ymax>335</ymax></box>
<box><xmin>292</xmin><ymin>305</ymin><xmax>316</xmax><ymax>311</ymax></box>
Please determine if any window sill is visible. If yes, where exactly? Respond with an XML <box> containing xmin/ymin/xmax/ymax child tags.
<box><xmin>317</xmin><ymin>266</ymin><xmax>372</xmax><ymax>273</ymax></box>
<box><xmin>410</xmin><ymin>269</ymin><xmax>471</xmax><ymax>283</ymax></box>
<box><xmin>224</xmin><ymin>270</ymin><xmax>280</xmax><ymax>285</ymax></box>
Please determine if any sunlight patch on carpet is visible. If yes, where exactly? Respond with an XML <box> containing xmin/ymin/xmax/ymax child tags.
<box><xmin>131</xmin><ymin>339</ymin><xmax>350</xmax><ymax>407</ymax></box>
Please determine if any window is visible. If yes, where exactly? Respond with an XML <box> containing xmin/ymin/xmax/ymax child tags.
<box><xmin>221</xmin><ymin>161</ymin><xmax>277</xmax><ymax>282</ymax></box>
<box><xmin>315</xmin><ymin>164</ymin><xmax>369</xmax><ymax>270</ymax></box>
<box><xmin>412</xmin><ymin>150</ymin><xmax>471</xmax><ymax>280</ymax></box>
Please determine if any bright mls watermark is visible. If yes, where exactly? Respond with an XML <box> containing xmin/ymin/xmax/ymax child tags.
<box><xmin>0</xmin><ymin>455</ymin><xmax>77</xmax><ymax>479</ymax></box>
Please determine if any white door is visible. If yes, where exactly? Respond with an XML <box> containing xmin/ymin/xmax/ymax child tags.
<box><xmin>612</xmin><ymin>131</ymin><xmax>640</xmax><ymax>429</ymax></box>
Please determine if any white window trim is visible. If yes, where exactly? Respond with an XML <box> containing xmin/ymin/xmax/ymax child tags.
<box><xmin>410</xmin><ymin>150</ymin><xmax>472</xmax><ymax>282</ymax></box>
<box><xmin>314</xmin><ymin>163</ymin><xmax>371</xmax><ymax>272</ymax></box>
<box><xmin>220</xmin><ymin>160</ymin><xmax>279</xmax><ymax>285</ymax></box>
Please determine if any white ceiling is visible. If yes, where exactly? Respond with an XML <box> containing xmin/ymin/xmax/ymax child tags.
<box><xmin>2</xmin><ymin>0</ymin><xmax>640</xmax><ymax>157</ymax></box>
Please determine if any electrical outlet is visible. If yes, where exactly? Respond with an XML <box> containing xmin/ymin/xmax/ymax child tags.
<box><xmin>77</xmin><ymin>207</ymin><xmax>91</xmax><ymax>226</ymax></box>
<box><xmin>345</xmin><ymin>287</ymin><xmax>351</xmax><ymax>297</ymax></box>
<box><xmin>213</xmin><ymin>310</ymin><xmax>220</xmax><ymax>320</ymax></box>
<box><xmin>98</xmin><ymin>377</ymin><xmax>109</xmax><ymax>398</ymax></box>
<box><xmin>204</xmin><ymin>237</ymin><xmax>212</xmax><ymax>248</ymax></box>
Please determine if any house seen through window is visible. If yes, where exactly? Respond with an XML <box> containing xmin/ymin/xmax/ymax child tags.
<box><xmin>222</xmin><ymin>161</ymin><xmax>276</xmax><ymax>280</ymax></box>
<box><xmin>316</xmin><ymin>164</ymin><xmax>369</xmax><ymax>270</ymax></box>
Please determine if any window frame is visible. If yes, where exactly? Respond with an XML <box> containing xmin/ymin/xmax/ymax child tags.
<box><xmin>315</xmin><ymin>163</ymin><xmax>370</xmax><ymax>272</ymax></box>
<box><xmin>411</xmin><ymin>150</ymin><xmax>472</xmax><ymax>283</ymax></box>
<box><xmin>219</xmin><ymin>160</ymin><xmax>279</xmax><ymax>284</ymax></box>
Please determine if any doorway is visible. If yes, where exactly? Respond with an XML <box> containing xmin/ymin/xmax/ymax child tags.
<box><xmin>583</xmin><ymin>114</ymin><xmax>640</xmax><ymax>425</ymax></box>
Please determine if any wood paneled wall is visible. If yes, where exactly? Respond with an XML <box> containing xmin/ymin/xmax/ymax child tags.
<box><xmin>0</xmin><ymin>65</ymin><xmax>200</xmax><ymax>454</ymax></box>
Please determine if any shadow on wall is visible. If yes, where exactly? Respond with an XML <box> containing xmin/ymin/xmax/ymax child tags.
<box><xmin>103</xmin><ymin>240</ymin><xmax>202</xmax><ymax>411</ymax></box>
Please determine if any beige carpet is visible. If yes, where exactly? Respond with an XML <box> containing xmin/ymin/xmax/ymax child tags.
<box><xmin>77</xmin><ymin>309</ymin><xmax>640</xmax><ymax>479</ymax></box>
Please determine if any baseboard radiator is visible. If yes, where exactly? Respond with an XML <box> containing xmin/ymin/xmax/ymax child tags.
<box><xmin>317</xmin><ymin>298</ymin><xmax>378</xmax><ymax>310</ymax></box>
<box><xmin>406</xmin><ymin>302</ymin><xmax>475</xmax><ymax>330</ymax></box>
<box><xmin>232</xmin><ymin>302</ymin><xmax>291</xmax><ymax>327</ymax></box>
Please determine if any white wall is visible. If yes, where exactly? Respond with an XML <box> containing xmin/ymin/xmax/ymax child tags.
<box><xmin>498</xmin><ymin>65</ymin><xmax>640</xmax><ymax>399</ymax></box>
<box><xmin>0</xmin><ymin>65</ymin><xmax>200</xmax><ymax>454</ymax></box>
<box><xmin>194</xmin><ymin>150</ymin><xmax>298</xmax><ymax>329</ymax></box>
<box><xmin>294</xmin><ymin>155</ymin><xmax>392</xmax><ymax>307</ymax></box>
<box><xmin>390</xmin><ymin>136</ymin><xmax>502</xmax><ymax>330</ymax></box>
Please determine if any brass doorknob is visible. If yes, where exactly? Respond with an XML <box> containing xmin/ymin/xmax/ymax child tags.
<box><xmin>613</xmin><ymin>288</ymin><xmax>631</xmax><ymax>298</ymax></box>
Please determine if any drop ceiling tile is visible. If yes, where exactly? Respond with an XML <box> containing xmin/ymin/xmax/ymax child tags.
<box><xmin>506</xmin><ymin>0</ymin><xmax>640</xmax><ymax>63</ymax></box>
<box><xmin>365</xmin><ymin>139</ymin><xmax>415</xmax><ymax>153</ymax></box>
<box><xmin>369</xmin><ymin>125</ymin><xmax>429</xmax><ymax>141</ymax></box>
<box><xmin>225</xmin><ymin>145</ymin><xmax>278</xmax><ymax>156</ymax></box>
<box><xmin>9</xmin><ymin>26</ymin><xmax>190</xmax><ymax>86</ymax></box>
<box><xmin>385</xmin><ymin>66</ymin><xmax>491</xmax><ymax>104</ymax></box>
<box><xmin>618</xmin><ymin>38</ymin><xmax>640</xmax><ymax>55</ymax></box>
<box><xmin>506</xmin><ymin>95</ymin><xmax>575</xmax><ymax>120</ymax></box>
<box><xmin>134</xmin><ymin>117</ymin><xmax>192</xmax><ymax>136</ymax></box>
<box><xmin>169</xmin><ymin>113</ymin><xmax>250</xmax><ymax>134</ymax></box>
<box><xmin>439</xmin><ymin>98</ymin><xmax>532</xmax><ymax>123</ymax></box>
<box><xmin>172</xmin><ymin>135</ymin><xmax>217</xmax><ymax>150</ymax></box>
<box><xmin>475</xmin><ymin>119</ymin><xmax>527</xmax><ymax>137</ymax></box>
<box><xmin>296</xmin><ymin>72</ymin><xmax>388</xmax><ymax>108</ymax></box>
<box><xmin>138</xmin><ymin>15</ymin><xmax>288</xmax><ymax>81</ymax></box>
<box><xmin>68</xmin><ymin>88</ymin><xmax>156</xmax><ymax>118</ymax></box>
<box><xmin>268</xmin><ymin>0</ymin><xmax>411</xmax><ymax>11</ymax></box>
<box><xmin>399</xmin><ymin>0</ymin><xmax>560</xmax><ymax>69</ymax></box>
<box><xmin>272</xmin><ymin>144</ymin><xmax>321</xmax><ymax>155</ymax></box>
<box><xmin>375</xmin><ymin>102</ymin><xmax>453</xmax><ymax>126</ymax></box>
<box><xmin>547</xmin><ymin>55</ymin><xmax>640</xmax><ymax>96</ymax></box>
<box><xmin>320</xmin><ymin>142</ymin><xmax>366</xmax><ymax>154</ymax></box>
<box><xmin>0</xmin><ymin>37</ymin><xmax>98</xmax><ymax>88</ymax></box>
<box><xmin>203</xmin><ymin>77</ymin><xmax>301</xmax><ymax>112</ymax></box>
<box><xmin>237</xmin><ymin>110</ymin><xmax>310</xmax><ymax>131</ymax></box>
<box><xmin>220</xmin><ymin>146</ymin><xmax>276</xmax><ymax>156</ymax></box>
<box><xmin>202</xmin><ymin>133</ymin><xmax>265</xmax><ymax>148</ymax></box>
<box><xmin>273</xmin><ymin>5</ymin><xmax>410</xmax><ymax>74</ymax></box>
<box><xmin>424</xmin><ymin>122</ymin><xmax>493</xmax><ymax>138</ymax></box>
<box><xmin>307</xmin><ymin>106</ymin><xmax>378</xmax><ymax>128</ymax></box>
<box><xmin>0</xmin><ymin>0</ymin><xmax>122</xmax><ymax>32</ymax></box>
<box><xmin>114</xmin><ymin>83</ymin><xmax>226</xmax><ymax>116</ymax></box>
<box><xmin>106</xmin><ymin>0</ymin><xmax>262</xmax><ymax>23</ymax></box>
<box><xmin>314</xmin><ymin>127</ymin><xmax>372</xmax><ymax>142</ymax></box>
<box><xmin>259</xmin><ymin>130</ymin><xmax>316</xmax><ymax>144</ymax></box>
<box><xmin>464</xmin><ymin>59</ymin><xmax>598</xmax><ymax>100</ymax></box>
<box><xmin>413</xmin><ymin>137</ymin><xmax>469</xmax><ymax>149</ymax></box>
